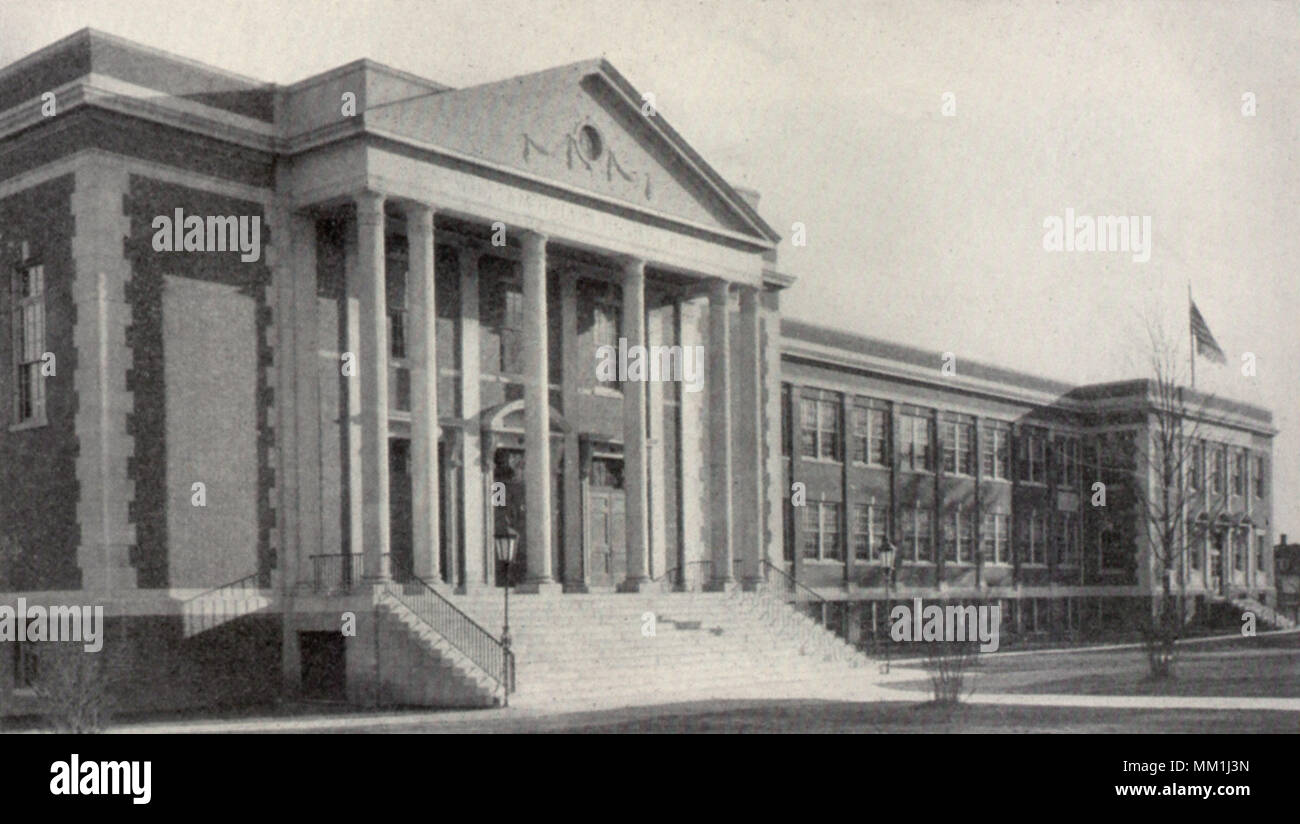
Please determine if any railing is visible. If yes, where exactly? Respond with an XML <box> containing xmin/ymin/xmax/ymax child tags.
<box><xmin>380</xmin><ymin>574</ymin><xmax>515</xmax><ymax>693</ymax></box>
<box><xmin>655</xmin><ymin>560</ymin><xmax>713</xmax><ymax>592</ymax></box>
<box><xmin>761</xmin><ymin>559</ymin><xmax>831</xmax><ymax>616</ymax></box>
<box><xmin>182</xmin><ymin>571</ymin><xmax>265</xmax><ymax>636</ymax></box>
<box><xmin>310</xmin><ymin>553</ymin><xmax>365</xmax><ymax>594</ymax></box>
<box><xmin>655</xmin><ymin>558</ymin><xmax>749</xmax><ymax>592</ymax></box>
<box><xmin>745</xmin><ymin>559</ymin><xmax>863</xmax><ymax>665</ymax></box>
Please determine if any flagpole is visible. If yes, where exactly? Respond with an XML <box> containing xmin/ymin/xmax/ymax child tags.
<box><xmin>1188</xmin><ymin>282</ymin><xmax>1196</xmax><ymax>390</ymax></box>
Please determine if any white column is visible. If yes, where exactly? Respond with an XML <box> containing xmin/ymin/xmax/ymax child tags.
<box><xmin>458</xmin><ymin>246</ymin><xmax>485</xmax><ymax>591</ymax></box>
<box><xmin>707</xmin><ymin>278</ymin><xmax>735</xmax><ymax>589</ymax></box>
<box><xmin>520</xmin><ymin>230</ymin><xmax>557</xmax><ymax>591</ymax></box>
<box><xmin>621</xmin><ymin>258</ymin><xmax>650</xmax><ymax>591</ymax></box>
<box><xmin>355</xmin><ymin>191</ymin><xmax>390</xmax><ymax>581</ymax></box>
<box><xmin>407</xmin><ymin>203</ymin><xmax>440</xmax><ymax>583</ymax></box>
<box><xmin>737</xmin><ymin>285</ymin><xmax>763</xmax><ymax>587</ymax></box>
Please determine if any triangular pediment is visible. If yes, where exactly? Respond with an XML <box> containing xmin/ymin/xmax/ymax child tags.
<box><xmin>364</xmin><ymin>60</ymin><xmax>777</xmax><ymax>244</ymax></box>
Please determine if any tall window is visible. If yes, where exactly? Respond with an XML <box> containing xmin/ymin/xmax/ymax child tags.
<box><xmin>904</xmin><ymin>506</ymin><xmax>933</xmax><ymax>563</ymax></box>
<box><xmin>1019</xmin><ymin>429</ymin><xmax>1046</xmax><ymax>483</ymax></box>
<box><xmin>943</xmin><ymin>505</ymin><xmax>974</xmax><ymax>563</ymax></box>
<box><xmin>941</xmin><ymin>418</ymin><xmax>974</xmax><ymax>476</ymax></box>
<box><xmin>1254</xmin><ymin>455</ymin><xmax>1266</xmax><ymax>498</ymax></box>
<box><xmin>1057</xmin><ymin>512</ymin><xmax>1078</xmax><ymax>566</ymax></box>
<box><xmin>499</xmin><ymin>283</ymin><xmax>524</xmax><ymax>374</ymax></box>
<box><xmin>1231</xmin><ymin>450</ymin><xmax>1245</xmax><ymax>496</ymax></box>
<box><xmin>1211</xmin><ymin>446</ymin><xmax>1225</xmax><ymax>495</ymax></box>
<box><xmin>853</xmin><ymin>503</ymin><xmax>889</xmax><ymax>562</ymax></box>
<box><xmin>1019</xmin><ymin>510</ymin><xmax>1047</xmax><ymax>565</ymax></box>
<box><xmin>1232</xmin><ymin>529</ymin><xmax>1246</xmax><ymax>572</ymax></box>
<box><xmin>982</xmin><ymin>512</ymin><xmax>1009</xmax><ymax>564</ymax></box>
<box><xmin>1256</xmin><ymin>534</ymin><xmax>1267</xmax><ymax>575</ymax></box>
<box><xmin>592</xmin><ymin>288</ymin><xmax>621</xmax><ymax>391</ymax></box>
<box><xmin>12</xmin><ymin>262</ymin><xmax>45</xmax><ymax>425</ymax></box>
<box><xmin>802</xmin><ymin>502</ymin><xmax>842</xmax><ymax>561</ymax></box>
<box><xmin>1055</xmin><ymin>436</ymin><xmax>1079</xmax><ymax>486</ymax></box>
<box><xmin>851</xmin><ymin>403</ymin><xmax>890</xmax><ymax>465</ymax></box>
<box><xmin>981</xmin><ymin>423</ymin><xmax>1010</xmax><ymax>479</ymax></box>
<box><xmin>899</xmin><ymin>413</ymin><xmax>931</xmax><ymax>471</ymax></box>
<box><xmin>1187</xmin><ymin>440</ymin><xmax>1202</xmax><ymax>491</ymax></box>
<box><xmin>799</xmin><ymin>391</ymin><xmax>840</xmax><ymax>461</ymax></box>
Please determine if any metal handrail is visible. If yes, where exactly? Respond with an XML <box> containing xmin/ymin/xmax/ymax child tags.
<box><xmin>309</xmin><ymin>553</ymin><xmax>364</xmax><ymax>593</ymax></box>
<box><xmin>185</xmin><ymin>571</ymin><xmax>262</xmax><ymax>603</ymax></box>
<box><xmin>761</xmin><ymin>559</ymin><xmax>831</xmax><ymax>606</ymax></box>
<box><xmin>380</xmin><ymin>574</ymin><xmax>515</xmax><ymax>692</ymax></box>
<box><xmin>654</xmin><ymin>560</ymin><xmax>713</xmax><ymax>592</ymax></box>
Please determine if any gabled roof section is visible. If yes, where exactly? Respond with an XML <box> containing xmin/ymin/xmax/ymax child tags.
<box><xmin>361</xmin><ymin>58</ymin><xmax>780</xmax><ymax>246</ymax></box>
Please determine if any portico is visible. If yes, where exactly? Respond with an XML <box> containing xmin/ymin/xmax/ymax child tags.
<box><xmin>271</xmin><ymin>54</ymin><xmax>783</xmax><ymax>599</ymax></box>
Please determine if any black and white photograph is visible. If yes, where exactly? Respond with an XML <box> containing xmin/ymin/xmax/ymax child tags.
<box><xmin>0</xmin><ymin>0</ymin><xmax>1295</xmax><ymax>802</ymax></box>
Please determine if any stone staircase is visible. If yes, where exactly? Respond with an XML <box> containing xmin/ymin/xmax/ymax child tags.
<box><xmin>447</xmin><ymin>590</ymin><xmax>876</xmax><ymax>711</ymax></box>
<box><xmin>374</xmin><ymin>589</ymin><xmax>505</xmax><ymax>707</ymax></box>
<box><xmin>1229</xmin><ymin>595</ymin><xmax>1298</xmax><ymax>631</ymax></box>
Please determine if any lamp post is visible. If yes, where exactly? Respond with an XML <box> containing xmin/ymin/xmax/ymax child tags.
<box><xmin>878</xmin><ymin>541</ymin><xmax>897</xmax><ymax>674</ymax></box>
<box><xmin>493</xmin><ymin>522</ymin><xmax>519</xmax><ymax>707</ymax></box>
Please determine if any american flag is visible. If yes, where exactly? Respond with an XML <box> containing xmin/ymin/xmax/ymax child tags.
<box><xmin>1190</xmin><ymin>298</ymin><xmax>1226</xmax><ymax>364</ymax></box>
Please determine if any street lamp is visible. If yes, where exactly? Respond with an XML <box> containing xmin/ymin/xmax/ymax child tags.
<box><xmin>878</xmin><ymin>540</ymin><xmax>897</xmax><ymax>674</ymax></box>
<box><xmin>494</xmin><ymin>521</ymin><xmax>519</xmax><ymax>707</ymax></box>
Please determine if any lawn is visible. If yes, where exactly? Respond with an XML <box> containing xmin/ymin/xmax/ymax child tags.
<box><xmin>888</xmin><ymin>632</ymin><xmax>1300</xmax><ymax>699</ymax></box>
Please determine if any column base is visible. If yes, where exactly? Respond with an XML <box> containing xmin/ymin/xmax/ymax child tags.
<box><xmin>617</xmin><ymin>577</ymin><xmax>652</xmax><ymax>593</ymax></box>
<box><xmin>740</xmin><ymin>576</ymin><xmax>766</xmax><ymax>592</ymax></box>
<box><xmin>516</xmin><ymin>579</ymin><xmax>563</xmax><ymax>595</ymax></box>
<box><xmin>704</xmin><ymin>578</ymin><xmax>738</xmax><ymax>593</ymax></box>
<box><xmin>562</xmin><ymin>582</ymin><xmax>592</xmax><ymax>594</ymax></box>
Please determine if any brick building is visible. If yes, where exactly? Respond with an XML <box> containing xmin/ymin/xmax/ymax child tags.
<box><xmin>0</xmin><ymin>30</ymin><xmax>1277</xmax><ymax>715</ymax></box>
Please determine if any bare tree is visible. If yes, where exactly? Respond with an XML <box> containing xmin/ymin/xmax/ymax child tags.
<box><xmin>1126</xmin><ymin>318</ymin><xmax>1228</xmax><ymax>678</ymax></box>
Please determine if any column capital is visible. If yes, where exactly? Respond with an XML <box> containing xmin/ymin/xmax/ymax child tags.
<box><xmin>519</xmin><ymin>228</ymin><xmax>548</xmax><ymax>250</ymax></box>
<box><xmin>404</xmin><ymin>201</ymin><xmax>436</xmax><ymax>228</ymax></box>
<box><xmin>619</xmin><ymin>255</ymin><xmax>647</xmax><ymax>275</ymax></box>
<box><xmin>354</xmin><ymin>190</ymin><xmax>386</xmax><ymax>225</ymax></box>
<box><xmin>709</xmin><ymin>277</ymin><xmax>731</xmax><ymax>298</ymax></box>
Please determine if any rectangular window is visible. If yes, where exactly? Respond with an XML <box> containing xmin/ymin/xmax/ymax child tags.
<box><xmin>1029</xmin><ymin>510</ymin><xmax>1048</xmax><ymax>565</ymax></box>
<box><xmin>1233</xmin><ymin>529</ymin><xmax>1246</xmax><ymax>572</ymax></box>
<box><xmin>981</xmin><ymin>423</ymin><xmax>1010</xmax><ymax>479</ymax></box>
<box><xmin>1254</xmin><ymin>455</ymin><xmax>1266</xmax><ymax>498</ymax></box>
<box><xmin>592</xmin><ymin>297</ymin><xmax>621</xmax><ymax>391</ymax></box>
<box><xmin>910</xmin><ymin>507</ymin><xmax>933</xmax><ymax>563</ymax></box>
<box><xmin>900</xmin><ymin>413</ymin><xmax>931</xmax><ymax>471</ymax></box>
<box><xmin>499</xmin><ymin>285</ymin><xmax>524</xmax><ymax>374</ymax></box>
<box><xmin>1018</xmin><ymin>429</ymin><xmax>1046</xmax><ymax>483</ymax></box>
<box><xmin>1211</xmin><ymin>447</ymin><xmax>1225</xmax><ymax>495</ymax></box>
<box><xmin>941</xmin><ymin>418</ymin><xmax>974</xmax><ymax>476</ymax></box>
<box><xmin>853</xmin><ymin>504</ymin><xmax>871</xmax><ymax>561</ymax></box>
<box><xmin>1055</xmin><ymin>436</ymin><xmax>1079</xmax><ymax>486</ymax></box>
<box><xmin>1231</xmin><ymin>450</ymin><xmax>1245</xmax><ymax>496</ymax></box>
<box><xmin>1100</xmin><ymin>523</ymin><xmax>1126</xmax><ymax>571</ymax></box>
<box><xmin>822</xmin><ymin>503</ymin><xmax>842</xmax><ymax>561</ymax></box>
<box><xmin>802</xmin><ymin>502</ymin><xmax>842</xmax><ymax>561</ymax></box>
<box><xmin>1188</xmin><ymin>441</ymin><xmax>1202</xmax><ymax>491</ymax></box>
<box><xmin>1256</xmin><ymin>534</ymin><xmax>1267</xmax><ymax>575</ymax></box>
<box><xmin>799</xmin><ymin>391</ymin><xmax>840</xmax><ymax>461</ymax></box>
<box><xmin>915</xmin><ymin>504</ymin><xmax>935</xmax><ymax>561</ymax></box>
<box><xmin>12</xmin><ymin>262</ymin><xmax>46</xmax><ymax>425</ymax></box>
<box><xmin>1187</xmin><ymin>519</ymin><xmax>1201</xmax><ymax>571</ymax></box>
<box><xmin>851</xmin><ymin>404</ymin><xmax>890</xmax><ymax>466</ymax></box>
<box><xmin>801</xmin><ymin>505</ymin><xmax>820</xmax><ymax>560</ymax></box>
<box><xmin>982</xmin><ymin>512</ymin><xmax>1009</xmax><ymax>564</ymax></box>
<box><xmin>1057</xmin><ymin>512</ymin><xmax>1078</xmax><ymax>566</ymax></box>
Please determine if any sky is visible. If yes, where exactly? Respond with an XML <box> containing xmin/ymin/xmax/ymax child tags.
<box><xmin>2</xmin><ymin>0</ymin><xmax>1296</xmax><ymax>538</ymax></box>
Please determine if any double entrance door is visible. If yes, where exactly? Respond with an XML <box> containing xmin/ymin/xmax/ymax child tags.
<box><xmin>586</xmin><ymin>456</ymin><xmax>626</xmax><ymax>588</ymax></box>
